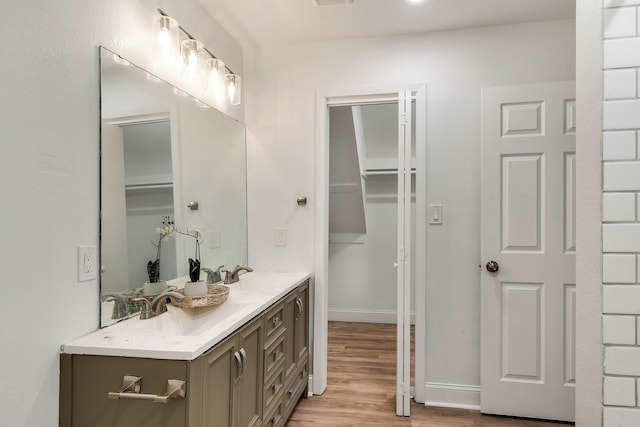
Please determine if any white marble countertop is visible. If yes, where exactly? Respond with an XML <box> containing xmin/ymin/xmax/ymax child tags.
<box><xmin>61</xmin><ymin>272</ymin><xmax>310</xmax><ymax>360</ymax></box>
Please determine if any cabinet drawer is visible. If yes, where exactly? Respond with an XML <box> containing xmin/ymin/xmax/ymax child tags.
<box><xmin>264</xmin><ymin>329</ymin><xmax>285</xmax><ymax>379</ymax></box>
<box><xmin>67</xmin><ymin>355</ymin><xmax>189</xmax><ymax>427</ymax></box>
<box><xmin>284</xmin><ymin>361</ymin><xmax>308</xmax><ymax>420</ymax></box>
<box><xmin>264</xmin><ymin>302</ymin><xmax>285</xmax><ymax>345</ymax></box>
<box><xmin>263</xmin><ymin>400</ymin><xmax>285</xmax><ymax>427</ymax></box>
<box><xmin>263</xmin><ymin>367</ymin><xmax>285</xmax><ymax>415</ymax></box>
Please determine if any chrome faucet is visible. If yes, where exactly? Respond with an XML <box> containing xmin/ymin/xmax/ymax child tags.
<box><xmin>201</xmin><ymin>265</ymin><xmax>224</xmax><ymax>284</ymax></box>
<box><xmin>223</xmin><ymin>265</ymin><xmax>253</xmax><ymax>284</ymax></box>
<box><xmin>101</xmin><ymin>292</ymin><xmax>131</xmax><ymax>319</ymax></box>
<box><xmin>151</xmin><ymin>291</ymin><xmax>185</xmax><ymax>315</ymax></box>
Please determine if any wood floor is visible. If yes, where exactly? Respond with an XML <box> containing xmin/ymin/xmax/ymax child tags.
<box><xmin>286</xmin><ymin>322</ymin><xmax>572</xmax><ymax>427</ymax></box>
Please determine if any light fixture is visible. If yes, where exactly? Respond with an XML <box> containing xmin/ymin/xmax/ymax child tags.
<box><xmin>206</xmin><ymin>58</ymin><xmax>226</xmax><ymax>99</ymax></box>
<box><xmin>154</xmin><ymin>9</ymin><xmax>242</xmax><ymax>106</ymax></box>
<box><xmin>152</xmin><ymin>15</ymin><xmax>179</xmax><ymax>61</ymax></box>
<box><xmin>180</xmin><ymin>38</ymin><xmax>205</xmax><ymax>80</ymax></box>
<box><xmin>226</xmin><ymin>74</ymin><xmax>241</xmax><ymax>106</ymax></box>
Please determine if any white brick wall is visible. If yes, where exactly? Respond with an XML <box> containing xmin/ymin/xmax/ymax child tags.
<box><xmin>603</xmin><ymin>2</ymin><xmax>640</xmax><ymax>425</ymax></box>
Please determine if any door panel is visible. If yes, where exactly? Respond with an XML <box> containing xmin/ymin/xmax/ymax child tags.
<box><xmin>501</xmin><ymin>154</ymin><xmax>543</xmax><ymax>252</ymax></box>
<box><xmin>396</xmin><ymin>91</ymin><xmax>412</xmax><ymax>417</ymax></box>
<box><xmin>501</xmin><ymin>283</ymin><xmax>543</xmax><ymax>381</ymax></box>
<box><xmin>481</xmin><ymin>81</ymin><xmax>576</xmax><ymax>422</ymax></box>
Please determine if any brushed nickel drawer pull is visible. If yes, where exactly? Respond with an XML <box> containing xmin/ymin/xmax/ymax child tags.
<box><xmin>272</xmin><ymin>316</ymin><xmax>280</xmax><ymax>328</ymax></box>
<box><xmin>108</xmin><ymin>378</ymin><xmax>185</xmax><ymax>404</ymax></box>
<box><xmin>270</xmin><ymin>414</ymin><xmax>282</xmax><ymax>426</ymax></box>
<box><xmin>271</xmin><ymin>382</ymin><xmax>282</xmax><ymax>394</ymax></box>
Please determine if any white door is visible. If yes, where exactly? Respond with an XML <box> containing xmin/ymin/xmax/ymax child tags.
<box><xmin>396</xmin><ymin>91</ymin><xmax>412</xmax><ymax>417</ymax></box>
<box><xmin>480</xmin><ymin>82</ymin><xmax>576</xmax><ymax>422</ymax></box>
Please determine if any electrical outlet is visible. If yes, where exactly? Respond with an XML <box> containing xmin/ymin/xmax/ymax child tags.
<box><xmin>274</xmin><ymin>228</ymin><xmax>287</xmax><ymax>247</ymax></box>
<box><xmin>78</xmin><ymin>245</ymin><xmax>97</xmax><ymax>282</ymax></box>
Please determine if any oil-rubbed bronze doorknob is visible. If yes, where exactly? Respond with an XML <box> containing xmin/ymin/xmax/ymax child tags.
<box><xmin>486</xmin><ymin>261</ymin><xmax>499</xmax><ymax>273</ymax></box>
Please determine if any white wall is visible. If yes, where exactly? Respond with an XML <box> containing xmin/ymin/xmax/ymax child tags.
<box><xmin>575</xmin><ymin>1</ymin><xmax>603</xmax><ymax>425</ymax></box>
<box><xmin>245</xmin><ymin>20</ymin><xmax>575</xmax><ymax>399</ymax></box>
<box><xmin>0</xmin><ymin>0</ymin><xmax>242</xmax><ymax>424</ymax></box>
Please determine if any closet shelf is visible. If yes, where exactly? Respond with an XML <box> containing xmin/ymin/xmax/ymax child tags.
<box><xmin>362</xmin><ymin>168</ymin><xmax>416</xmax><ymax>178</ymax></box>
<box><xmin>125</xmin><ymin>183</ymin><xmax>173</xmax><ymax>191</ymax></box>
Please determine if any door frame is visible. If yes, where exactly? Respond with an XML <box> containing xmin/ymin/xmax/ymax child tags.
<box><xmin>312</xmin><ymin>83</ymin><xmax>427</xmax><ymax>405</ymax></box>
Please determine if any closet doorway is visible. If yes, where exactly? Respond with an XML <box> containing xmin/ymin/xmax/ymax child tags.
<box><xmin>313</xmin><ymin>85</ymin><xmax>426</xmax><ymax>417</ymax></box>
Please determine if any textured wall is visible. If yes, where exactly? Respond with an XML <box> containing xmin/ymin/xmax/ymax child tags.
<box><xmin>0</xmin><ymin>1</ymin><xmax>242</xmax><ymax>424</ymax></box>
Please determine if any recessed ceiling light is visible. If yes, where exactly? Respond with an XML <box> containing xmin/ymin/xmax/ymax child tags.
<box><xmin>312</xmin><ymin>0</ymin><xmax>354</xmax><ymax>6</ymax></box>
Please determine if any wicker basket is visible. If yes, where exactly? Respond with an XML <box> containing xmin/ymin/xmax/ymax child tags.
<box><xmin>170</xmin><ymin>284</ymin><xmax>230</xmax><ymax>308</ymax></box>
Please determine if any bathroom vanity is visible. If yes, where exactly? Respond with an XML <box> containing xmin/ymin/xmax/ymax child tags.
<box><xmin>60</xmin><ymin>273</ymin><xmax>310</xmax><ymax>427</ymax></box>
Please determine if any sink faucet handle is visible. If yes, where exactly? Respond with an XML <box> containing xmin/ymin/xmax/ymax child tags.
<box><xmin>132</xmin><ymin>297</ymin><xmax>154</xmax><ymax>320</ymax></box>
<box><xmin>151</xmin><ymin>291</ymin><xmax>185</xmax><ymax>316</ymax></box>
<box><xmin>224</xmin><ymin>265</ymin><xmax>253</xmax><ymax>284</ymax></box>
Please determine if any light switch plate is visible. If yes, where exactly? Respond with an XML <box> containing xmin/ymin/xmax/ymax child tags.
<box><xmin>208</xmin><ymin>230</ymin><xmax>221</xmax><ymax>248</ymax></box>
<box><xmin>274</xmin><ymin>228</ymin><xmax>287</xmax><ymax>247</ymax></box>
<box><xmin>428</xmin><ymin>204</ymin><xmax>443</xmax><ymax>225</ymax></box>
<box><xmin>78</xmin><ymin>245</ymin><xmax>97</xmax><ymax>282</ymax></box>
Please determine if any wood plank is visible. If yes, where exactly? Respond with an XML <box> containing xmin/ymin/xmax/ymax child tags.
<box><xmin>286</xmin><ymin>322</ymin><xmax>572</xmax><ymax>426</ymax></box>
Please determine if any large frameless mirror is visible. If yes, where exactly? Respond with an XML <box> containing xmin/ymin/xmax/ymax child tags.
<box><xmin>99</xmin><ymin>47</ymin><xmax>247</xmax><ymax>327</ymax></box>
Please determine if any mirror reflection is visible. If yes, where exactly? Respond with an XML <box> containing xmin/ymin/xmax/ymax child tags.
<box><xmin>100</xmin><ymin>47</ymin><xmax>248</xmax><ymax>327</ymax></box>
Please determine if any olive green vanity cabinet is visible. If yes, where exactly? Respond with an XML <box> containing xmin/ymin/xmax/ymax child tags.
<box><xmin>283</xmin><ymin>283</ymin><xmax>309</xmax><ymax>420</ymax></box>
<box><xmin>60</xmin><ymin>280</ymin><xmax>309</xmax><ymax>427</ymax></box>
<box><xmin>202</xmin><ymin>316</ymin><xmax>263</xmax><ymax>427</ymax></box>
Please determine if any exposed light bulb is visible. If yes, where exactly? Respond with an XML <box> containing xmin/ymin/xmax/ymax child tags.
<box><xmin>207</xmin><ymin>58</ymin><xmax>226</xmax><ymax>100</ymax></box>
<box><xmin>157</xmin><ymin>28</ymin><xmax>170</xmax><ymax>55</ymax></box>
<box><xmin>180</xmin><ymin>39</ymin><xmax>205</xmax><ymax>80</ymax></box>
<box><xmin>153</xmin><ymin>16</ymin><xmax>179</xmax><ymax>61</ymax></box>
<box><xmin>225</xmin><ymin>74</ymin><xmax>241</xmax><ymax>106</ymax></box>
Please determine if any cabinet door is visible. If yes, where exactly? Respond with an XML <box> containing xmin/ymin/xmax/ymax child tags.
<box><xmin>295</xmin><ymin>284</ymin><xmax>309</xmax><ymax>364</ymax></box>
<box><xmin>237</xmin><ymin>317</ymin><xmax>264</xmax><ymax>427</ymax></box>
<box><xmin>283</xmin><ymin>291</ymin><xmax>298</xmax><ymax>384</ymax></box>
<box><xmin>203</xmin><ymin>336</ymin><xmax>238</xmax><ymax>427</ymax></box>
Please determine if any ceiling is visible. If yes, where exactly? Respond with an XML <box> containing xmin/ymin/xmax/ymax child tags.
<box><xmin>198</xmin><ymin>0</ymin><xmax>576</xmax><ymax>46</ymax></box>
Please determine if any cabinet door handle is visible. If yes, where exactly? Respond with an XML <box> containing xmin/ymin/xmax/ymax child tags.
<box><xmin>295</xmin><ymin>298</ymin><xmax>303</xmax><ymax>318</ymax></box>
<box><xmin>233</xmin><ymin>351</ymin><xmax>242</xmax><ymax>383</ymax></box>
<box><xmin>271</xmin><ymin>382</ymin><xmax>282</xmax><ymax>394</ymax></box>
<box><xmin>239</xmin><ymin>348</ymin><xmax>248</xmax><ymax>380</ymax></box>
<box><xmin>273</xmin><ymin>349</ymin><xmax>282</xmax><ymax>361</ymax></box>
<box><xmin>272</xmin><ymin>316</ymin><xmax>280</xmax><ymax>328</ymax></box>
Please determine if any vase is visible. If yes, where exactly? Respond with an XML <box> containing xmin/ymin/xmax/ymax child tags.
<box><xmin>143</xmin><ymin>280</ymin><xmax>168</xmax><ymax>296</ymax></box>
<box><xmin>184</xmin><ymin>280</ymin><xmax>207</xmax><ymax>297</ymax></box>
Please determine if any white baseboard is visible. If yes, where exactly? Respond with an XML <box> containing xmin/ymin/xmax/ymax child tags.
<box><xmin>328</xmin><ymin>308</ymin><xmax>415</xmax><ymax>324</ymax></box>
<box><xmin>424</xmin><ymin>382</ymin><xmax>481</xmax><ymax>410</ymax></box>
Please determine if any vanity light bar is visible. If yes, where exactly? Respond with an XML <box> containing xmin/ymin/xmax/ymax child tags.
<box><xmin>156</xmin><ymin>9</ymin><xmax>237</xmax><ymax>76</ymax></box>
<box><xmin>156</xmin><ymin>8</ymin><xmax>241</xmax><ymax>105</ymax></box>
